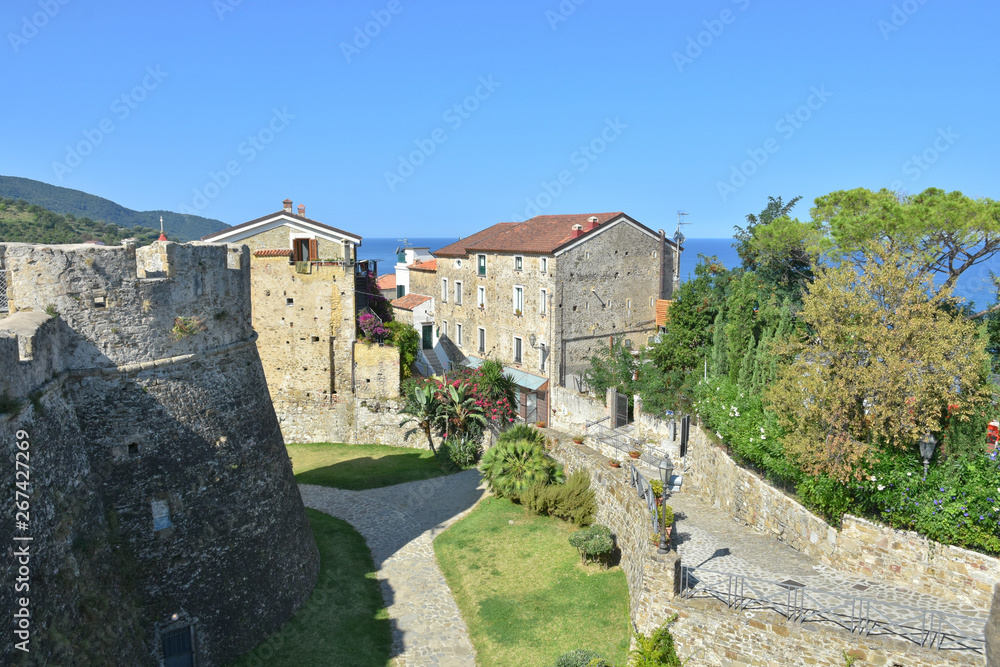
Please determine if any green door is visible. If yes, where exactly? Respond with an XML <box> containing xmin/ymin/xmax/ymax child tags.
<box><xmin>422</xmin><ymin>324</ymin><xmax>433</xmax><ymax>350</ymax></box>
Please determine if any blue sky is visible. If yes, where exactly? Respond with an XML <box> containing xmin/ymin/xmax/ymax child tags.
<box><xmin>2</xmin><ymin>0</ymin><xmax>997</xmax><ymax>238</ymax></box>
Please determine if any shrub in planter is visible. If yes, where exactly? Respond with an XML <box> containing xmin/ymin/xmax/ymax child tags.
<box><xmin>569</xmin><ymin>524</ymin><xmax>614</xmax><ymax>566</ymax></box>
<box><xmin>520</xmin><ymin>471</ymin><xmax>596</xmax><ymax>526</ymax></box>
<box><xmin>552</xmin><ymin>649</ymin><xmax>613</xmax><ymax>667</ymax></box>
<box><xmin>609</xmin><ymin>459</ymin><xmax>621</xmax><ymax>468</ymax></box>
<box><xmin>572</xmin><ymin>434</ymin><xmax>585</xmax><ymax>444</ymax></box>
<box><xmin>631</xmin><ymin>616</ymin><xmax>681</xmax><ymax>667</ymax></box>
<box><xmin>650</xmin><ymin>479</ymin><xmax>664</xmax><ymax>500</ymax></box>
<box><xmin>654</xmin><ymin>502</ymin><xmax>674</xmax><ymax>528</ymax></box>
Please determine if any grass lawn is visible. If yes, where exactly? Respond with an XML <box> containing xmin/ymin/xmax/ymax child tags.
<box><xmin>434</xmin><ymin>497</ymin><xmax>631</xmax><ymax>667</ymax></box>
<box><xmin>288</xmin><ymin>442</ymin><xmax>450</xmax><ymax>490</ymax></box>
<box><xmin>228</xmin><ymin>509</ymin><xmax>391</xmax><ymax>666</ymax></box>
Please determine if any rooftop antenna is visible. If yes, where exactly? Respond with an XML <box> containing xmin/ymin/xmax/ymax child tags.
<box><xmin>673</xmin><ymin>211</ymin><xmax>690</xmax><ymax>286</ymax></box>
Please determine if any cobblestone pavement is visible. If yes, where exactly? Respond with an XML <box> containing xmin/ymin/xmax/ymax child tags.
<box><xmin>665</xmin><ymin>486</ymin><xmax>989</xmax><ymax>638</ymax></box>
<box><xmin>300</xmin><ymin>470</ymin><xmax>486</xmax><ymax>667</ymax></box>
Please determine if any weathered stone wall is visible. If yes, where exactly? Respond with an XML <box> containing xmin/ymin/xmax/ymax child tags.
<box><xmin>354</xmin><ymin>340</ymin><xmax>400</xmax><ymax>399</ymax></box>
<box><xmin>275</xmin><ymin>395</ymin><xmax>426</xmax><ymax>447</ymax></box>
<box><xmin>240</xmin><ymin>223</ymin><xmax>347</xmax><ymax>259</ymax></box>
<box><xmin>555</xmin><ymin>220</ymin><xmax>668</xmax><ymax>384</ymax></box>
<box><xmin>549</xmin><ymin>384</ymin><xmax>608</xmax><ymax>434</ymax></box>
<box><xmin>0</xmin><ymin>243</ymin><xmax>319</xmax><ymax>666</ymax></box>
<box><xmin>549</xmin><ymin>434</ymin><xmax>979</xmax><ymax>667</ymax></box>
<box><xmin>686</xmin><ymin>426</ymin><xmax>1000</xmax><ymax>611</ymax></box>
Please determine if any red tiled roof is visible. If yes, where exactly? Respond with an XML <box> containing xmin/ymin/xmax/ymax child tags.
<box><xmin>253</xmin><ymin>248</ymin><xmax>293</xmax><ymax>257</ymax></box>
<box><xmin>433</xmin><ymin>213</ymin><xmax>664</xmax><ymax>255</ymax></box>
<box><xmin>391</xmin><ymin>293</ymin><xmax>432</xmax><ymax>311</ymax></box>
<box><xmin>377</xmin><ymin>274</ymin><xmax>396</xmax><ymax>289</ymax></box>
<box><xmin>408</xmin><ymin>259</ymin><xmax>437</xmax><ymax>272</ymax></box>
<box><xmin>433</xmin><ymin>223</ymin><xmax>517</xmax><ymax>256</ymax></box>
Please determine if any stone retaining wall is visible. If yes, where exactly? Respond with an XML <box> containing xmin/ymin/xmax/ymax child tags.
<box><xmin>549</xmin><ymin>434</ymin><xmax>979</xmax><ymax>666</ymax></box>
<box><xmin>686</xmin><ymin>426</ymin><xmax>1000</xmax><ymax>611</ymax></box>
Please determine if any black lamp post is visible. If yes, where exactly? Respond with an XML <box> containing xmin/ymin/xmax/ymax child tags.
<box><xmin>919</xmin><ymin>432</ymin><xmax>937</xmax><ymax>479</ymax></box>
<box><xmin>657</xmin><ymin>456</ymin><xmax>674</xmax><ymax>555</ymax></box>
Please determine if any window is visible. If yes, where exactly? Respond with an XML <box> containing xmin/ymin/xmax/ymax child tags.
<box><xmin>455</xmin><ymin>259</ymin><xmax>463</xmax><ymax>268</ymax></box>
<box><xmin>514</xmin><ymin>255</ymin><xmax>523</xmax><ymax>271</ymax></box>
<box><xmin>286</xmin><ymin>297</ymin><xmax>294</xmax><ymax>306</ymax></box>
<box><xmin>441</xmin><ymin>278</ymin><xmax>448</xmax><ymax>303</ymax></box>
<box><xmin>397</xmin><ymin>285</ymin><xmax>405</xmax><ymax>298</ymax></box>
<box><xmin>513</xmin><ymin>286</ymin><xmax>524</xmax><ymax>314</ymax></box>
<box><xmin>540</xmin><ymin>345</ymin><xmax>547</xmax><ymax>372</ymax></box>
<box><xmin>442</xmin><ymin>321</ymin><xmax>448</xmax><ymax>337</ymax></box>
<box><xmin>477</xmin><ymin>286</ymin><xmax>485</xmax><ymax>308</ymax></box>
<box><xmin>513</xmin><ymin>336</ymin><xmax>523</xmax><ymax>363</ymax></box>
<box><xmin>456</xmin><ymin>323</ymin><xmax>463</xmax><ymax>347</ymax></box>
<box><xmin>585</xmin><ymin>250</ymin><xmax>591</xmax><ymax>260</ymax></box>
<box><xmin>627</xmin><ymin>299</ymin><xmax>631</xmax><ymax>309</ymax></box>
<box><xmin>151</xmin><ymin>499</ymin><xmax>172</xmax><ymax>532</ymax></box>
<box><xmin>477</xmin><ymin>254</ymin><xmax>487</xmax><ymax>276</ymax></box>
<box><xmin>540</xmin><ymin>257</ymin><xmax>547</xmax><ymax>273</ymax></box>
<box><xmin>650</xmin><ymin>297</ymin><xmax>655</xmax><ymax>307</ymax></box>
<box><xmin>540</xmin><ymin>288</ymin><xmax>547</xmax><ymax>316</ymax></box>
<box><xmin>455</xmin><ymin>281</ymin><xmax>463</xmax><ymax>305</ymax></box>
<box><xmin>478</xmin><ymin>327</ymin><xmax>485</xmax><ymax>353</ymax></box>
<box><xmin>161</xmin><ymin>625</ymin><xmax>195</xmax><ymax>667</ymax></box>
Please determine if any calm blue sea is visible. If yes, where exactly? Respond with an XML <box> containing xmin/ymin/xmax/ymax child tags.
<box><xmin>361</xmin><ymin>236</ymin><xmax>998</xmax><ymax>310</ymax></box>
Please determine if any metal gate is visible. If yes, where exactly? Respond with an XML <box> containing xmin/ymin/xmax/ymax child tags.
<box><xmin>0</xmin><ymin>259</ymin><xmax>7</xmax><ymax>314</ymax></box>
<box><xmin>614</xmin><ymin>390</ymin><xmax>629</xmax><ymax>428</ymax></box>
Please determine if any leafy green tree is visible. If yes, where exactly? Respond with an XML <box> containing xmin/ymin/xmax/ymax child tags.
<box><xmin>767</xmin><ymin>244</ymin><xmax>991</xmax><ymax>481</ymax></box>
<box><xmin>584</xmin><ymin>336</ymin><xmax>638</xmax><ymax>400</ymax></box>
<box><xmin>639</xmin><ymin>256</ymin><xmax>734</xmax><ymax>413</ymax></box>
<box><xmin>386</xmin><ymin>321</ymin><xmax>419</xmax><ymax>380</ymax></box>
<box><xmin>811</xmin><ymin>187</ymin><xmax>1000</xmax><ymax>310</ymax></box>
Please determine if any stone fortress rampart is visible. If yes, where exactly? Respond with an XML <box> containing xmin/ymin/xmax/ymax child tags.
<box><xmin>0</xmin><ymin>241</ymin><xmax>318</xmax><ymax>666</ymax></box>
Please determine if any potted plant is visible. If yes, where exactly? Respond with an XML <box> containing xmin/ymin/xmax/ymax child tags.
<box><xmin>609</xmin><ymin>459</ymin><xmax>621</xmax><ymax>468</ymax></box>
<box><xmin>572</xmin><ymin>434</ymin><xmax>585</xmax><ymax>444</ymax></box>
<box><xmin>535</xmin><ymin>421</ymin><xmax>545</xmax><ymax>428</ymax></box>
<box><xmin>628</xmin><ymin>449</ymin><xmax>641</xmax><ymax>459</ymax></box>
<box><xmin>514</xmin><ymin>309</ymin><xmax>522</xmax><ymax>317</ymax></box>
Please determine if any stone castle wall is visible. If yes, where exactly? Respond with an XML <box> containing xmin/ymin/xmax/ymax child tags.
<box><xmin>0</xmin><ymin>242</ymin><xmax>319</xmax><ymax>666</ymax></box>
<box><xmin>686</xmin><ymin>427</ymin><xmax>1000</xmax><ymax>611</ymax></box>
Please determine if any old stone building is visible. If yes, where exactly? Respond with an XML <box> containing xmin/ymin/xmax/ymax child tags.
<box><xmin>433</xmin><ymin>212</ymin><xmax>679</xmax><ymax>424</ymax></box>
<box><xmin>0</xmin><ymin>241</ymin><xmax>318</xmax><ymax>666</ymax></box>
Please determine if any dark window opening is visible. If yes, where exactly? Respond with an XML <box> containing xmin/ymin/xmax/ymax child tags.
<box><xmin>93</xmin><ymin>296</ymin><xmax>106</xmax><ymax>308</ymax></box>
<box><xmin>286</xmin><ymin>298</ymin><xmax>294</xmax><ymax>306</ymax></box>
<box><xmin>312</xmin><ymin>336</ymin><xmax>320</xmax><ymax>342</ymax></box>
<box><xmin>128</xmin><ymin>443</ymin><xmax>139</xmax><ymax>457</ymax></box>
<box><xmin>162</xmin><ymin>625</ymin><xmax>195</xmax><ymax>667</ymax></box>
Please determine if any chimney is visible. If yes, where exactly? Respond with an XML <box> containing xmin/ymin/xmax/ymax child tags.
<box><xmin>283</xmin><ymin>198</ymin><xmax>293</xmax><ymax>213</ymax></box>
<box><xmin>571</xmin><ymin>224</ymin><xmax>584</xmax><ymax>239</ymax></box>
<box><xmin>297</xmin><ymin>204</ymin><xmax>305</xmax><ymax>217</ymax></box>
<box><xmin>586</xmin><ymin>216</ymin><xmax>599</xmax><ymax>232</ymax></box>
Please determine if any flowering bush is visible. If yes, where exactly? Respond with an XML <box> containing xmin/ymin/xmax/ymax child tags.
<box><xmin>358</xmin><ymin>312</ymin><xmax>388</xmax><ymax>340</ymax></box>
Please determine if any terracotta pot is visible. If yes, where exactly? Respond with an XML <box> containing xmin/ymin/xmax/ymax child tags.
<box><xmin>629</xmin><ymin>451</ymin><xmax>641</xmax><ymax>458</ymax></box>
<box><xmin>609</xmin><ymin>461</ymin><xmax>621</xmax><ymax>468</ymax></box>
<box><xmin>572</xmin><ymin>438</ymin><xmax>584</xmax><ymax>444</ymax></box>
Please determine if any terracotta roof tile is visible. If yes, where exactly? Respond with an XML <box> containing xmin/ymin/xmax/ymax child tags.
<box><xmin>377</xmin><ymin>274</ymin><xmax>396</xmax><ymax>289</ymax></box>
<box><xmin>408</xmin><ymin>259</ymin><xmax>437</xmax><ymax>271</ymax></box>
<box><xmin>391</xmin><ymin>293</ymin><xmax>432</xmax><ymax>311</ymax></box>
<box><xmin>253</xmin><ymin>248</ymin><xmax>294</xmax><ymax>257</ymax></box>
<box><xmin>432</xmin><ymin>213</ymin><xmax>664</xmax><ymax>255</ymax></box>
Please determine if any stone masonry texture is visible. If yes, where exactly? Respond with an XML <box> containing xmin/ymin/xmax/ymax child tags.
<box><xmin>0</xmin><ymin>242</ymin><xmax>318</xmax><ymax>666</ymax></box>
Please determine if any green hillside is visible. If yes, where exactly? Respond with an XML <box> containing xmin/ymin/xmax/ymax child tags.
<box><xmin>0</xmin><ymin>198</ymin><xmax>161</xmax><ymax>246</ymax></box>
<box><xmin>0</xmin><ymin>176</ymin><xmax>229</xmax><ymax>241</ymax></box>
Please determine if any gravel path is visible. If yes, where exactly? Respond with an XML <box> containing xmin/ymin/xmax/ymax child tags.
<box><xmin>300</xmin><ymin>470</ymin><xmax>485</xmax><ymax>667</ymax></box>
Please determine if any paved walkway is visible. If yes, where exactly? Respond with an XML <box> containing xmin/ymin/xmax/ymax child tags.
<box><xmin>665</xmin><ymin>484</ymin><xmax>989</xmax><ymax>637</ymax></box>
<box><xmin>300</xmin><ymin>470</ymin><xmax>485</xmax><ymax>667</ymax></box>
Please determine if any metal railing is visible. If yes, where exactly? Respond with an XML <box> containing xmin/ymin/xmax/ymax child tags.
<box><xmin>0</xmin><ymin>265</ymin><xmax>7</xmax><ymax>313</ymax></box>
<box><xmin>628</xmin><ymin>463</ymin><xmax>660</xmax><ymax>530</ymax></box>
<box><xmin>680</xmin><ymin>566</ymin><xmax>986</xmax><ymax>655</ymax></box>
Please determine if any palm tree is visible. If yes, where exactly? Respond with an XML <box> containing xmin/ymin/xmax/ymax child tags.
<box><xmin>400</xmin><ymin>384</ymin><xmax>440</xmax><ymax>453</ymax></box>
<box><xmin>479</xmin><ymin>439</ymin><xmax>562</xmax><ymax>499</ymax></box>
